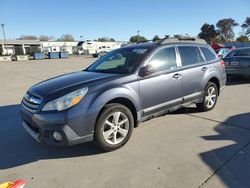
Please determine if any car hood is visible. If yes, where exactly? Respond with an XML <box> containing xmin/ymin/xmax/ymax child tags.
<box><xmin>28</xmin><ymin>71</ymin><xmax>119</xmax><ymax>98</ymax></box>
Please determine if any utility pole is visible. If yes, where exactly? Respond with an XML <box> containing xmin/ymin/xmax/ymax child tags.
<box><xmin>137</xmin><ymin>30</ymin><xmax>140</xmax><ymax>43</ymax></box>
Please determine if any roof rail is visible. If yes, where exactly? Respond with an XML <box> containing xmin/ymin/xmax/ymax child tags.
<box><xmin>158</xmin><ymin>37</ymin><xmax>207</xmax><ymax>45</ymax></box>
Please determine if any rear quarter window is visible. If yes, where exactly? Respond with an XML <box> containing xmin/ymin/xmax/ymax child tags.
<box><xmin>200</xmin><ymin>47</ymin><xmax>216</xmax><ymax>61</ymax></box>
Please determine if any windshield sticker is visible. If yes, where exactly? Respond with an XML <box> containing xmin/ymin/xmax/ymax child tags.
<box><xmin>132</xmin><ymin>48</ymin><xmax>148</xmax><ymax>54</ymax></box>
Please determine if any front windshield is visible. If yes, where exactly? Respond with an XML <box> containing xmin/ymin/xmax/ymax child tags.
<box><xmin>86</xmin><ymin>47</ymin><xmax>150</xmax><ymax>74</ymax></box>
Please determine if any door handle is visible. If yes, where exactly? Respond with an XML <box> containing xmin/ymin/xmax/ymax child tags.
<box><xmin>172</xmin><ymin>73</ymin><xmax>182</xmax><ymax>79</ymax></box>
<box><xmin>201</xmin><ymin>67</ymin><xmax>208</xmax><ymax>72</ymax></box>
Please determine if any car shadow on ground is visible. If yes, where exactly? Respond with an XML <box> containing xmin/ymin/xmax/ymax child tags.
<box><xmin>171</xmin><ymin>108</ymin><xmax>250</xmax><ymax>186</ymax></box>
<box><xmin>0</xmin><ymin>104</ymin><xmax>102</xmax><ymax>170</ymax></box>
<box><xmin>170</xmin><ymin>105</ymin><xmax>250</xmax><ymax>187</ymax></box>
<box><xmin>199</xmin><ymin>112</ymin><xmax>250</xmax><ymax>187</ymax></box>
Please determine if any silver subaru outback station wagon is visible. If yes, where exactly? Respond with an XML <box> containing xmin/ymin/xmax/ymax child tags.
<box><xmin>20</xmin><ymin>38</ymin><xmax>226</xmax><ymax>151</ymax></box>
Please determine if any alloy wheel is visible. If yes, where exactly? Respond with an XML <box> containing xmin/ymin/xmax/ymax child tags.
<box><xmin>102</xmin><ymin>111</ymin><xmax>130</xmax><ymax>145</ymax></box>
<box><xmin>205</xmin><ymin>86</ymin><xmax>217</xmax><ymax>108</ymax></box>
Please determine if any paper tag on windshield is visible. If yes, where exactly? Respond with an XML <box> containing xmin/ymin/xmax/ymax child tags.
<box><xmin>132</xmin><ymin>49</ymin><xmax>148</xmax><ymax>54</ymax></box>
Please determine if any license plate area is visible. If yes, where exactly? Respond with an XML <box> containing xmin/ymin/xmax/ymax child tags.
<box><xmin>230</xmin><ymin>61</ymin><xmax>239</xmax><ymax>66</ymax></box>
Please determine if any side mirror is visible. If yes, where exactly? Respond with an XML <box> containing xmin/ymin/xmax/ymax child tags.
<box><xmin>138</xmin><ymin>65</ymin><xmax>155</xmax><ymax>77</ymax></box>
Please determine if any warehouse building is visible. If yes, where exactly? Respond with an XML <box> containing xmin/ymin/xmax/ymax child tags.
<box><xmin>0</xmin><ymin>40</ymin><xmax>41</xmax><ymax>56</ymax></box>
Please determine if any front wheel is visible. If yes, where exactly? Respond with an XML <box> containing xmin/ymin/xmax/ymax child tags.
<box><xmin>94</xmin><ymin>103</ymin><xmax>134</xmax><ymax>151</ymax></box>
<box><xmin>196</xmin><ymin>82</ymin><xmax>218</xmax><ymax>112</ymax></box>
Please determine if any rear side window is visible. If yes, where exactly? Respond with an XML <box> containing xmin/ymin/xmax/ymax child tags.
<box><xmin>229</xmin><ymin>49</ymin><xmax>250</xmax><ymax>57</ymax></box>
<box><xmin>200</xmin><ymin>47</ymin><xmax>216</xmax><ymax>61</ymax></box>
<box><xmin>178</xmin><ymin>46</ymin><xmax>204</xmax><ymax>66</ymax></box>
<box><xmin>147</xmin><ymin>47</ymin><xmax>177</xmax><ymax>72</ymax></box>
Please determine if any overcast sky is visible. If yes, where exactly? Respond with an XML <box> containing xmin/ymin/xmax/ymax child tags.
<box><xmin>0</xmin><ymin>0</ymin><xmax>249</xmax><ymax>41</ymax></box>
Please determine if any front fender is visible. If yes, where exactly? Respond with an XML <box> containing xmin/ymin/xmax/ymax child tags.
<box><xmin>89</xmin><ymin>85</ymin><xmax>140</xmax><ymax>112</ymax></box>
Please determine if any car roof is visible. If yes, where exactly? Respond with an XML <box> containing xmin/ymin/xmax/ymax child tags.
<box><xmin>122</xmin><ymin>39</ymin><xmax>209</xmax><ymax>51</ymax></box>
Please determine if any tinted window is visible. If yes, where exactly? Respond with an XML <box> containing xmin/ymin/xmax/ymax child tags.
<box><xmin>200</xmin><ymin>47</ymin><xmax>216</xmax><ymax>61</ymax></box>
<box><xmin>178</xmin><ymin>46</ymin><xmax>204</xmax><ymax>66</ymax></box>
<box><xmin>147</xmin><ymin>47</ymin><xmax>177</xmax><ymax>72</ymax></box>
<box><xmin>228</xmin><ymin>49</ymin><xmax>250</xmax><ymax>57</ymax></box>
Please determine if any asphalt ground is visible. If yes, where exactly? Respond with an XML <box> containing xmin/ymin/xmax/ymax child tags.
<box><xmin>0</xmin><ymin>56</ymin><xmax>250</xmax><ymax>188</ymax></box>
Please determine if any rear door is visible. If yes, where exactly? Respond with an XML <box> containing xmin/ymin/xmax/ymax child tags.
<box><xmin>177</xmin><ymin>45</ymin><xmax>207</xmax><ymax>103</ymax></box>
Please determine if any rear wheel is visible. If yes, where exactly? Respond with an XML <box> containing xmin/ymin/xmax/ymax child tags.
<box><xmin>94</xmin><ymin>103</ymin><xmax>134</xmax><ymax>151</ymax></box>
<box><xmin>196</xmin><ymin>82</ymin><xmax>218</xmax><ymax>112</ymax></box>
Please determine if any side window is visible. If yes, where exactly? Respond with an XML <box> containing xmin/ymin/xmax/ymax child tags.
<box><xmin>147</xmin><ymin>47</ymin><xmax>177</xmax><ymax>72</ymax></box>
<box><xmin>200</xmin><ymin>47</ymin><xmax>216</xmax><ymax>61</ymax></box>
<box><xmin>232</xmin><ymin>49</ymin><xmax>250</xmax><ymax>57</ymax></box>
<box><xmin>178</xmin><ymin>46</ymin><xmax>205</xmax><ymax>66</ymax></box>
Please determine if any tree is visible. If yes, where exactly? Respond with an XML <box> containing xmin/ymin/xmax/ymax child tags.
<box><xmin>58</xmin><ymin>34</ymin><xmax>75</xmax><ymax>41</ymax></box>
<box><xmin>39</xmin><ymin>35</ymin><xmax>54</xmax><ymax>41</ymax></box>
<box><xmin>17</xmin><ymin>35</ymin><xmax>38</xmax><ymax>40</ymax></box>
<box><xmin>198</xmin><ymin>23</ymin><xmax>219</xmax><ymax>43</ymax></box>
<box><xmin>129</xmin><ymin>35</ymin><xmax>147</xmax><ymax>43</ymax></box>
<box><xmin>97</xmin><ymin>37</ymin><xmax>116</xmax><ymax>42</ymax></box>
<box><xmin>214</xmin><ymin>35</ymin><xmax>225</xmax><ymax>44</ymax></box>
<box><xmin>216</xmin><ymin>18</ymin><xmax>238</xmax><ymax>41</ymax></box>
<box><xmin>241</xmin><ymin>17</ymin><xmax>250</xmax><ymax>36</ymax></box>
<box><xmin>236</xmin><ymin>35</ymin><xmax>249</xmax><ymax>42</ymax></box>
<box><xmin>152</xmin><ymin>35</ymin><xmax>161</xmax><ymax>42</ymax></box>
<box><xmin>164</xmin><ymin>35</ymin><xmax>170</xmax><ymax>39</ymax></box>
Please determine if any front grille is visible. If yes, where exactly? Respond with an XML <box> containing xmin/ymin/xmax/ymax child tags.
<box><xmin>21</xmin><ymin>92</ymin><xmax>42</xmax><ymax>114</ymax></box>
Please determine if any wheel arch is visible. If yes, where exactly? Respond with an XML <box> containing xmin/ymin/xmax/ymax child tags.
<box><xmin>208</xmin><ymin>77</ymin><xmax>220</xmax><ymax>95</ymax></box>
<box><xmin>96</xmin><ymin>97</ymin><xmax>139</xmax><ymax>128</ymax></box>
<box><xmin>91</xmin><ymin>86</ymin><xmax>141</xmax><ymax>128</ymax></box>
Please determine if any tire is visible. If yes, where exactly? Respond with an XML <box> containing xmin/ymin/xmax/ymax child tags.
<box><xmin>196</xmin><ymin>82</ymin><xmax>218</xmax><ymax>112</ymax></box>
<box><xmin>94</xmin><ymin>103</ymin><xmax>134</xmax><ymax>151</ymax></box>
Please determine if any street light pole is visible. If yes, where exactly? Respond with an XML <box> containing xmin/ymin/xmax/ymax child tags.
<box><xmin>1</xmin><ymin>24</ymin><xmax>6</xmax><ymax>44</ymax></box>
<box><xmin>137</xmin><ymin>30</ymin><xmax>140</xmax><ymax>43</ymax></box>
<box><xmin>1</xmin><ymin>24</ymin><xmax>7</xmax><ymax>55</ymax></box>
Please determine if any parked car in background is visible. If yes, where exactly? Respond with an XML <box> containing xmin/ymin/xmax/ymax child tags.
<box><xmin>216</xmin><ymin>48</ymin><xmax>231</xmax><ymax>58</ymax></box>
<box><xmin>223</xmin><ymin>47</ymin><xmax>250</xmax><ymax>76</ymax></box>
<box><xmin>20</xmin><ymin>38</ymin><xmax>226</xmax><ymax>151</ymax></box>
<box><xmin>92</xmin><ymin>50</ymin><xmax>108</xmax><ymax>58</ymax></box>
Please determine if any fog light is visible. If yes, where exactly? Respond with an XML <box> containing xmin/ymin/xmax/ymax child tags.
<box><xmin>52</xmin><ymin>131</ymin><xmax>63</xmax><ymax>142</ymax></box>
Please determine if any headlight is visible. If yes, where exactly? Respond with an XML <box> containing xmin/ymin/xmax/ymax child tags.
<box><xmin>42</xmin><ymin>88</ymin><xmax>88</xmax><ymax>111</ymax></box>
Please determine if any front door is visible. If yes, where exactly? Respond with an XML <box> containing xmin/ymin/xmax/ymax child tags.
<box><xmin>139</xmin><ymin>46</ymin><xmax>183</xmax><ymax>116</ymax></box>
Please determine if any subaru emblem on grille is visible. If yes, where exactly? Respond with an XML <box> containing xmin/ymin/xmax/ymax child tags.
<box><xmin>29</xmin><ymin>96</ymin><xmax>42</xmax><ymax>104</ymax></box>
<box><xmin>24</xmin><ymin>93</ymin><xmax>42</xmax><ymax>104</ymax></box>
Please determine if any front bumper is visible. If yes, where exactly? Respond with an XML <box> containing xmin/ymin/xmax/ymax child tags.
<box><xmin>20</xmin><ymin>106</ymin><xmax>94</xmax><ymax>146</ymax></box>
